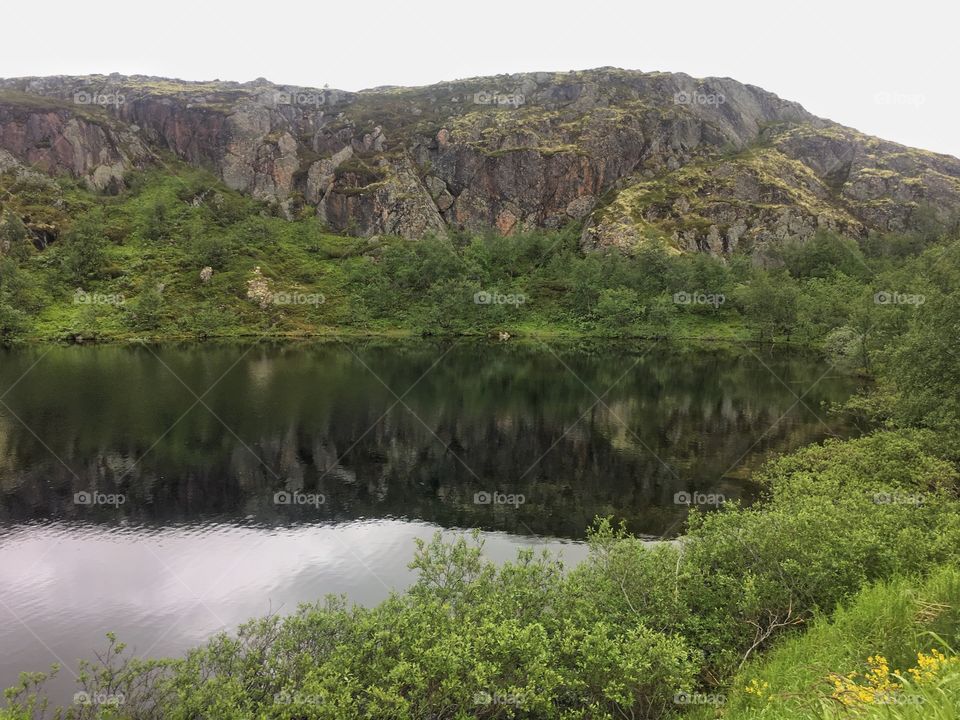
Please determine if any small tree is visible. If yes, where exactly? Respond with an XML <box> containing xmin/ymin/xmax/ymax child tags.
<box><xmin>61</xmin><ymin>210</ymin><xmax>107</xmax><ymax>283</ymax></box>
<box><xmin>125</xmin><ymin>284</ymin><xmax>165</xmax><ymax>331</ymax></box>
<box><xmin>738</xmin><ymin>272</ymin><xmax>800</xmax><ymax>341</ymax></box>
<box><xmin>0</xmin><ymin>211</ymin><xmax>36</xmax><ymax>262</ymax></box>
<box><xmin>644</xmin><ymin>296</ymin><xmax>677</xmax><ymax>338</ymax></box>
<box><xmin>592</xmin><ymin>288</ymin><xmax>643</xmax><ymax>337</ymax></box>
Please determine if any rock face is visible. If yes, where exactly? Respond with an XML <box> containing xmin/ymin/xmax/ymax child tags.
<box><xmin>1</xmin><ymin>68</ymin><xmax>958</xmax><ymax>251</ymax></box>
<box><xmin>0</xmin><ymin>92</ymin><xmax>147</xmax><ymax>192</ymax></box>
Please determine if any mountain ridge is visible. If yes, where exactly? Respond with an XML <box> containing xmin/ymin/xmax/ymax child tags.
<box><xmin>1</xmin><ymin>67</ymin><xmax>958</xmax><ymax>255</ymax></box>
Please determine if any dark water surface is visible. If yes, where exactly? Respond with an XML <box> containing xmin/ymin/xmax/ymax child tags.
<box><xmin>0</xmin><ymin>340</ymin><xmax>861</xmax><ymax>697</ymax></box>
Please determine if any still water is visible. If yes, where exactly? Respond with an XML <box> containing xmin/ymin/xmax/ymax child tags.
<box><xmin>0</xmin><ymin>340</ymin><xmax>861</xmax><ymax>697</ymax></box>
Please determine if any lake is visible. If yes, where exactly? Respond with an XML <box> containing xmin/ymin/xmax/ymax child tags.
<box><xmin>0</xmin><ymin>340</ymin><xmax>861</xmax><ymax>698</ymax></box>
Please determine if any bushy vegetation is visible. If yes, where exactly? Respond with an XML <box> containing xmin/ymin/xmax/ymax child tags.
<box><xmin>0</xmin><ymin>165</ymin><xmax>956</xmax><ymax>350</ymax></box>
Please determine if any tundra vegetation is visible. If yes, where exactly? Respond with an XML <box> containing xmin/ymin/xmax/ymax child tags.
<box><xmin>2</xmin><ymin>164</ymin><xmax>960</xmax><ymax>718</ymax></box>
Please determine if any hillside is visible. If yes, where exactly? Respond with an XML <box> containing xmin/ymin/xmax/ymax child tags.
<box><xmin>2</xmin><ymin>68</ymin><xmax>959</xmax><ymax>255</ymax></box>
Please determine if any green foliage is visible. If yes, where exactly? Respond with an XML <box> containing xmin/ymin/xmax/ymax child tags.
<box><xmin>736</xmin><ymin>271</ymin><xmax>800</xmax><ymax>340</ymax></box>
<box><xmin>568</xmin><ymin>429</ymin><xmax>960</xmax><ymax>680</ymax></box>
<box><xmin>0</xmin><ymin>162</ymin><xmax>957</xmax><ymax>351</ymax></box>
<box><xmin>722</xmin><ymin>565</ymin><xmax>960</xmax><ymax>719</ymax></box>
<box><xmin>3</xmin><ymin>157</ymin><xmax>960</xmax><ymax>720</ymax></box>
<box><xmin>780</xmin><ymin>230</ymin><xmax>869</xmax><ymax>280</ymax></box>
<box><xmin>5</xmin><ymin>536</ymin><xmax>698</xmax><ymax>719</ymax></box>
<box><xmin>882</xmin><ymin>291</ymin><xmax>960</xmax><ymax>435</ymax></box>
<box><xmin>60</xmin><ymin>209</ymin><xmax>108</xmax><ymax>283</ymax></box>
<box><xmin>592</xmin><ymin>288</ymin><xmax>645</xmax><ymax>335</ymax></box>
<box><xmin>0</xmin><ymin>211</ymin><xmax>33</xmax><ymax>262</ymax></box>
<box><xmin>124</xmin><ymin>284</ymin><xmax>165</xmax><ymax>331</ymax></box>
<box><xmin>0</xmin><ymin>257</ymin><xmax>27</xmax><ymax>337</ymax></box>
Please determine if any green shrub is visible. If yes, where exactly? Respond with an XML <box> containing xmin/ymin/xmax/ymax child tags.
<box><xmin>60</xmin><ymin>210</ymin><xmax>108</xmax><ymax>282</ymax></box>
<box><xmin>568</xmin><ymin>430</ymin><xmax>960</xmax><ymax>680</ymax></box>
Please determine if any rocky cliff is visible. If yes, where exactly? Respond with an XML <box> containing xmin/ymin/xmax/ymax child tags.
<box><xmin>1</xmin><ymin>68</ymin><xmax>958</xmax><ymax>253</ymax></box>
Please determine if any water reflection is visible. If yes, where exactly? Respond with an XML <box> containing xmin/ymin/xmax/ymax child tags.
<box><xmin>0</xmin><ymin>340</ymin><xmax>861</xmax><ymax>538</ymax></box>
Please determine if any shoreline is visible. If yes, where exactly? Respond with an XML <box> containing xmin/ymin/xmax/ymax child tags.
<box><xmin>1</xmin><ymin>326</ymin><xmax>816</xmax><ymax>349</ymax></box>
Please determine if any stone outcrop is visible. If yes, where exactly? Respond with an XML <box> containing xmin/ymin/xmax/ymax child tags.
<box><xmin>0</xmin><ymin>68</ymin><xmax>958</xmax><ymax>250</ymax></box>
<box><xmin>0</xmin><ymin>92</ymin><xmax>147</xmax><ymax>191</ymax></box>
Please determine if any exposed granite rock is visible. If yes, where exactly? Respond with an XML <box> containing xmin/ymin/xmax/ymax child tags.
<box><xmin>306</xmin><ymin>145</ymin><xmax>354</xmax><ymax>204</ymax></box>
<box><xmin>0</xmin><ymin>95</ymin><xmax>146</xmax><ymax>191</ymax></box>
<box><xmin>0</xmin><ymin>68</ymin><xmax>958</xmax><ymax>250</ymax></box>
<box><xmin>319</xmin><ymin>153</ymin><xmax>447</xmax><ymax>238</ymax></box>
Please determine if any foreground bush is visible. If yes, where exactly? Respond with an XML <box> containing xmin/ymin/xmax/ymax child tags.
<box><xmin>568</xmin><ymin>429</ymin><xmax>960</xmax><ymax>680</ymax></box>
<box><xmin>3</xmin><ymin>539</ymin><xmax>698</xmax><ymax>720</ymax></box>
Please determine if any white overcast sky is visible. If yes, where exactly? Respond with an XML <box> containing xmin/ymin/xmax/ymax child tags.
<box><xmin>2</xmin><ymin>0</ymin><xmax>956</xmax><ymax>157</ymax></box>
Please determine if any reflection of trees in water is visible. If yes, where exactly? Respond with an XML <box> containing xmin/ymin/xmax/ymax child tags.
<box><xmin>0</xmin><ymin>343</ymin><xmax>861</xmax><ymax>537</ymax></box>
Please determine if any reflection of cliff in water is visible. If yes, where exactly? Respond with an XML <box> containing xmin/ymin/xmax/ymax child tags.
<box><xmin>0</xmin><ymin>341</ymin><xmax>863</xmax><ymax>538</ymax></box>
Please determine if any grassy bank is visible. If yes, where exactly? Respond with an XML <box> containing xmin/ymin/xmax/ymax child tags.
<box><xmin>712</xmin><ymin>565</ymin><xmax>960</xmax><ymax>718</ymax></box>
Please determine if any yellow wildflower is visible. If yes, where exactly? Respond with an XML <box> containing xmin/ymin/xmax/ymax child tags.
<box><xmin>908</xmin><ymin>648</ymin><xmax>959</xmax><ymax>684</ymax></box>
<box><xmin>744</xmin><ymin>678</ymin><xmax>770</xmax><ymax>700</ymax></box>
<box><xmin>829</xmin><ymin>655</ymin><xmax>902</xmax><ymax>706</ymax></box>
